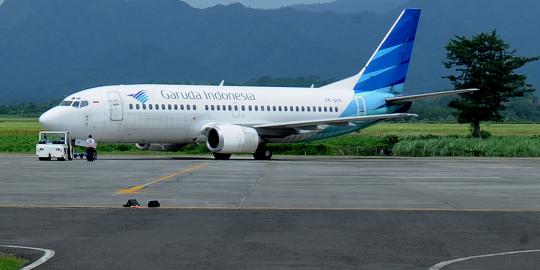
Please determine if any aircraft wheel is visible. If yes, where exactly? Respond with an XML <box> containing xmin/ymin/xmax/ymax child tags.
<box><xmin>253</xmin><ymin>146</ymin><xmax>272</xmax><ymax>160</ymax></box>
<box><xmin>213</xmin><ymin>152</ymin><xmax>232</xmax><ymax>160</ymax></box>
<box><xmin>57</xmin><ymin>157</ymin><xmax>66</xmax><ymax>161</ymax></box>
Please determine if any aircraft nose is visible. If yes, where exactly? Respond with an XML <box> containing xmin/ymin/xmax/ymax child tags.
<box><xmin>39</xmin><ymin>109</ymin><xmax>63</xmax><ymax>130</ymax></box>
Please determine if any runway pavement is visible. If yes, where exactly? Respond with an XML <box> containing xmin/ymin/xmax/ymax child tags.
<box><xmin>0</xmin><ymin>155</ymin><xmax>539</xmax><ymax>269</ymax></box>
<box><xmin>1</xmin><ymin>208</ymin><xmax>540</xmax><ymax>270</ymax></box>
<box><xmin>0</xmin><ymin>155</ymin><xmax>539</xmax><ymax>209</ymax></box>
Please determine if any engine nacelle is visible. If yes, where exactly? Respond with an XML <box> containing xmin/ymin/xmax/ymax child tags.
<box><xmin>135</xmin><ymin>143</ymin><xmax>186</xmax><ymax>151</ymax></box>
<box><xmin>206</xmin><ymin>125</ymin><xmax>260</xmax><ymax>154</ymax></box>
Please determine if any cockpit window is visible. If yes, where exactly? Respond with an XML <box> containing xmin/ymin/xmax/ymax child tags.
<box><xmin>80</xmin><ymin>101</ymin><xmax>89</xmax><ymax>108</ymax></box>
<box><xmin>60</xmin><ymin>101</ymin><xmax>73</xmax><ymax>106</ymax></box>
<box><xmin>72</xmin><ymin>101</ymin><xmax>80</xmax><ymax>108</ymax></box>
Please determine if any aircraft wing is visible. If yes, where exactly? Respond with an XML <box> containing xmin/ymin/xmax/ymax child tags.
<box><xmin>253</xmin><ymin>113</ymin><xmax>417</xmax><ymax>129</ymax></box>
<box><xmin>386</xmin><ymin>88</ymin><xmax>479</xmax><ymax>104</ymax></box>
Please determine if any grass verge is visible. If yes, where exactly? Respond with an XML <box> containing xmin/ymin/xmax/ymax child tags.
<box><xmin>0</xmin><ymin>254</ymin><xmax>28</xmax><ymax>270</ymax></box>
<box><xmin>1</xmin><ymin>117</ymin><xmax>540</xmax><ymax>157</ymax></box>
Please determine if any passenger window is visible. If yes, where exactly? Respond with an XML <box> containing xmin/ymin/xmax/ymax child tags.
<box><xmin>301</xmin><ymin>106</ymin><xmax>305</xmax><ymax>112</ymax></box>
<box><xmin>193</xmin><ymin>105</ymin><xmax>197</xmax><ymax>110</ymax></box>
<box><xmin>318</xmin><ymin>107</ymin><xmax>322</xmax><ymax>112</ymax></box>
<box><xmin>290</xmin><ymin>106</ymin><xmax>294</xmax><ymax>111</ymax></box>
<box><xmin>129</xmin><ymin>104</ymin><xmax>134</xmax><ymax>110</ymax></box>
<box><xmin>261</xmin><ymin>106</ymin><xmax>265</xmax><ymax>112</ymax></box>
<box><xmin>313</xmin><ymin>106</ymin><xmax>316</xmax><ymax>112</ymax></box>
<box><xmin>248</xmin><ymin>105</ymin><xmax>252</xmax><ymax>111</ymax></box>
<box><xmin>284</xmin><ymin>106</ymin><xmax>288</xmax><ymax>112</ymax></box>
<box><xmin>335</xmin><ymin>107</ymin><xmax>339</xmax><ymax>113</ymax></box>
<box><xmin>149</xmin><ymin>104</ymin><xmax>153</xmax><ymax>110</ymax></box>
<box><xmin>211</xmin><ymin>105</ymin><xmax>215</xmax><ymax>110</ymax></box>
<box><xmin>234</xmin><ymin>105</ymin><xmax>238</xmax><ymax>111</ymax></box>
<box><xmin>222</xmin><ymin>105</ymin><xmax>226</xmax><ymax>111</ymax></box>
<box><xmin>136</xmin><ymin>104</ymin><xmax>140</xmax><ymax>110</ymax></box>
<box><xmin>329</xmin><ymin>107</ymin><xmax>333</xmax><ymax>112</ymax></box>
<box><xmin>174</xmin><ymin>104</ymin><xmax>178</xmax><ymax>110</ymax></box>
<box><xmin>216</xmin><ymin>105</ymin><xmax>220</xmax><ymax>111</ymax></box>
<box><xmin>72</xmin><ymin>101</ymin><xmax>80</xmax><ymax>108</ymax></box>
<box><xmin>307</xmin><ymin>107</ymin><xmax>310</xmax><ymax>112</ymax></box>
<box><xmin>142</xmin><ymin>104</ymin><xmax>147</xmax><ymax>110</ymax></box>
<box><xmin>241</xmin><ymin>105</ymin><xmax>245</xmax><ymax>111</ymax></box>
<box><xmin>155</xmin><ymin>104</ymin><xmax>159</xmax><ymax>110</ymax></box>
<box><xmin>187</xmin><ymin>105</ymin><xmax>191</xmax><ymax>110</ymax></box>
<box><xmin>255</xmin><ymin>106</ymin><xmax>259</xmax><ymax>111</ymax></box>
<box><xmin>324</xmin><ymin>107</ymin><xmax>328</xmax><ymax>112</ymax></box>
<box><xmin>273</xmin><ymin>106</ymin><xmax>276</xmax><ymax>111</ymax></box>
<box><xmin>228</xmin><ymin>105</ymin><xmax>232</xmax><ymax>111</ymax></box>
<box><xmin>161</xmin><ymin>104</ymin><xmax>166</xmax><ymax>110</ymax></box>
<box><xmin>205</xmin><ymin>105</ymin><xmax>209</xmax><ymax>111</ymax></box>
<box><xmin>267</xmin><ymin>106</ymin><xmax>271</xmax><ymax>111</ymax></box>
<box><xmin>181</xmin><ymin>104</ymin><xmax>185</xmax><ymax>110</ymax></box>
<box><xmin>296</xmin><ymin>106</ymin><xmax>300</xmax><ymax>112</ymax></box>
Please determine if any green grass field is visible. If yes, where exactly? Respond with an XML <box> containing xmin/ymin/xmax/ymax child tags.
<box><xmin>1</xmin><ymin>116</ymin><xmax>539</xmax><ymax>156</ymax></box>
<box><xmin>0</xmin><ymin>254</ymin><xmax>27</xmax><ymax>270</ymax></box>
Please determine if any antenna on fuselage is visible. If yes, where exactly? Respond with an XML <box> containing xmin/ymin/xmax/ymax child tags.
<box><xmin>219</xmin><ymin>80</ymin><xmax>225</xmax><ymax>87</ymax></box>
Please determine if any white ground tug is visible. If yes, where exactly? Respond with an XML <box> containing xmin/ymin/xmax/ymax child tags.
<box><xmin>36</xmin><ymin>131</ymin><xmax>74</xmax><ymax>161</ymax></box>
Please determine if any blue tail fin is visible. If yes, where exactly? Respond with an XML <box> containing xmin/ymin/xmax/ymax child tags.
<box><xmin>354</xmin><ymin>9</ymin><xmax>421</xmax><ymax>94</ymax></box>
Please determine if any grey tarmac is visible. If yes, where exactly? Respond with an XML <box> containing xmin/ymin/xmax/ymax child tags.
<box><xmin>0</xmin><ymin>155</ymin><xmax>539</xmax><ymax>210</ymax></box>
<box><xmin>0</xmin><ymin>155</ymin><xmax>539</xmax><ymax>269</ymax></box>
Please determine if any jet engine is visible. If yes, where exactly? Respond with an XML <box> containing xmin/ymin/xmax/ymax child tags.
<box><xmin>206</xmin><ymin>125</ymin><xmax>260</xmax><ymax>153</ymax></box>
<box><xmin>135</xmin><ymin>143</ymin><xmax>186</xmax><ymax>151</ymax></box>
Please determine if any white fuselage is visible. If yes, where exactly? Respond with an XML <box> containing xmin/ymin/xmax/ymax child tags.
<box><xmin>39</xmin><ymin>84</ymin><xmax>392</xmax><ymax>144</ymax></box>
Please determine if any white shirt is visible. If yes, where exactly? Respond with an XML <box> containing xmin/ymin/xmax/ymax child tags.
<box><xmin>86</xmin><ymin>138</ymin><xmax>97</xmax><ymax>148</ymax></box>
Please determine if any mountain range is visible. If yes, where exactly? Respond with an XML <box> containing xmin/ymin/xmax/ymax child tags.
<box><xmin>292</xmin><ymin>0</ymin><xmax>409</xmax><ymax>14</ymax></box>
<box><xmin>0</xmin><ymin>0</ymin><xmax>538</xmax><ymax>104</ymax></box>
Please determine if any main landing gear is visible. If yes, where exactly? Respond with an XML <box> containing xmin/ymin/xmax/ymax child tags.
<box><xmin>253</xmin><ymin>145</ymin><xmax>272</xmax><ymax>160</ymax></box>
<box><xmin>211</xmin><ymin>146</ymin><xmax>273</xmax><ymax>160</ymax></box>
<box><xmin>212</xmin><ymin>152</ymin><xmax>232</xmax><ymax>160</ymax></box>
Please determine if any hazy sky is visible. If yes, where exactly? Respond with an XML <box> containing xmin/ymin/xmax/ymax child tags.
<box><xmin>182</xmin><ymin>0</ymin><xmax>334</xmax><ymax>9</ymax></box>
<box><xmin>0</xmin><ymin>0</ymin><xmax>334</xmax><ymax>8</ymax></box>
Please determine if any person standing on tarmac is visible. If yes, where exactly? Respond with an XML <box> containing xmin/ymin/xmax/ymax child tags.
<box><xmin>86</xmin><ymin>135</ymin><xmax>97</xmax><ymax>161</ymax></box>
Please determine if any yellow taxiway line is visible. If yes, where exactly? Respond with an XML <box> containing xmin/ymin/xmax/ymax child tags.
<box><xmin>116</xmin><ymin>162</ymin><xmax>208</xmax><ymax>195</ymax></box>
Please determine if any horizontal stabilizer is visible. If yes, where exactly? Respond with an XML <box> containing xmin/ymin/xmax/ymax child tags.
<box><xmin>254</xmin><ymin>113</ymin><xmax>417</xmax><ymax>129</ymax></box>
<box><xmin>386</xmin><ymin>88</ymin><xmax>479</xmax><ymax>103</ymax></box>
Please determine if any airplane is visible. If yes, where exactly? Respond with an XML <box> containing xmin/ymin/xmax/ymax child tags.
<box><xmin>39</xmin><ymin>8</ymin><xmax>477</xmax><ymax>160</ymax></box>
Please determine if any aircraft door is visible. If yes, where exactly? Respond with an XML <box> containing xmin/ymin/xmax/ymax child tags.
<box><xmin>355</xmin><ymin>95</ymin><xmax>367</xmax><ymax>116</ymax></box>
<box><xmin>107</xmin><ymin>91</ymin><xmax>123</xmax><ymax>121</ymax></box>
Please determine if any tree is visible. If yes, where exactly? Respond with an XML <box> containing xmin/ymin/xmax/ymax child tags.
<box><xmin>444</xmin><ymin>31</ymin><xmax>539</xmax><ymax>137</ymax></box>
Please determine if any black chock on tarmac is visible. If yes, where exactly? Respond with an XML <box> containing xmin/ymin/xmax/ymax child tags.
<box><xmin>123</xmin><ymin>199</ymin><xmax>141</xmax><ymax>208</ymax></box>
<box><xmin>148</xmin><ymin>200</ymin><xmax>161</xmax><ymax>208</ymax></box>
